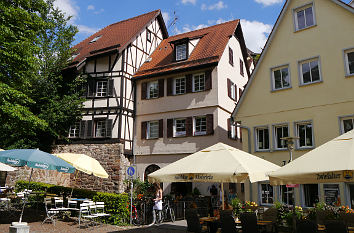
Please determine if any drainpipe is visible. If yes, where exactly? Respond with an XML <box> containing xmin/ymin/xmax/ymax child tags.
<box><xmin>230</xmin><ymin>117</ymin><xmax>253</xmax><ymax>202</ymax></box>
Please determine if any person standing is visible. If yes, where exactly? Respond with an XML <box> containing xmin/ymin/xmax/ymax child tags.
<box><xmin>153</xmin><ymin>183</ymin><xmax>163</xmax><ymax>225</ymax></box>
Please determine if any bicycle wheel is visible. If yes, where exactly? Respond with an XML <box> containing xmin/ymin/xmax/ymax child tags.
<box><xmin>169</xmin><ymin>208</ymin><xmax>175</xmax><ymax>222</ymax></box>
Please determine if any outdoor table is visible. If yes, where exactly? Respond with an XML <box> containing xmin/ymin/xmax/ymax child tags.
<box><xmin>318</xmin><ymin>224</ymin><xmax>354</xmax><ymax>232</ymax></box>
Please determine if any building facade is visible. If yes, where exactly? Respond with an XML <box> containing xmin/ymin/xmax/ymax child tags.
<box><xmin>133</xmin><ymin>20</ymin><xmax>252</xmax><ymax>196</ymax></box>
<box><xmin>232</xmin><ymin>0</ymin><xmax>354</xmax><ymax>207</ymax></box>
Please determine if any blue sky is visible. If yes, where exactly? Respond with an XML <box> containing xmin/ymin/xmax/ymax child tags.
<box><xmin>53</xmin><ymin>0</ymin><xmax>351</xmax><ymax>53</ymax></box>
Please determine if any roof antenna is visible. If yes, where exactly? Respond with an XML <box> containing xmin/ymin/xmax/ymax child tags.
<box><xmin>168</xmin><ymin>11</ymin><xmax>178</xmax><ymax>29</ymax></box>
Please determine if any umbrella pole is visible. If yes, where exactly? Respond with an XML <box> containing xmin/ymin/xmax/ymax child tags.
<box><xmin>221</xmin><ymin>182</ymin><xmax>225</xmax><ymax>210</ymax></box>
<box><xmin>19</xmin><ymin>167</ymin><xmax>34</xmax><ymax>223</ymax></box>
<box><xmin>70</xmin><ymin>170</ymin><xmax>79</xmax><ymax>198</ymax></box>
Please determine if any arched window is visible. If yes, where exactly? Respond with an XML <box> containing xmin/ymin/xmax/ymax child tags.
<box><xmin>144</xmin><ymin>164</ymin><xmax>160</xmax><ymax>181</ymax></box>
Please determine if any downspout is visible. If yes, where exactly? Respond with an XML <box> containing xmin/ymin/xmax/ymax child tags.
<box><xmin>230</xmin><ymin>117</ymin><xmax>253</xmax><ymax>202</ymax></box>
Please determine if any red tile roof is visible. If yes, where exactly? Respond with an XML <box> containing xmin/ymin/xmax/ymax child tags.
<box><xmin>133</xmin><ymin>20</ymin><xmax>240</xmax><ymax>79</ymax></box>
<box><xmin>70</xmin><ymin>10</ymin><xmax>168</xmax><ymax>66</ymax></box>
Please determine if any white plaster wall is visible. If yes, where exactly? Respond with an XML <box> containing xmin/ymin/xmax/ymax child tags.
<box><xmin>189</xmin><ymin>38</ymin><xmax>200</xmax><ymax>56</ymax></box>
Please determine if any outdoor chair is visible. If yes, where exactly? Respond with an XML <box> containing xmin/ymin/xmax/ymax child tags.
<box><xmin>325</xmin><ymin>220</ymin><xmax>348</xmax><ymax>233</ymax></box>
<box><xmin>67</xmin><ymin>199</ymin><xmax>79</xmax><ymax>210</ymax></box>
<box><xmin>78</xmin><ymin>203</ymin><xmax>98</xmax><ymax>228</ymax></box>
<box><xmin>94</xmin><ymin>202</ymin><xmax>110</xmax><ymax>220</ymax></box>
<box><xmin>295</xmin><ymin>219</ymin><xmax>318</xmax><ymax>233</ymax></box>
<box><xmin>220</xmin><ymin>213</ymin><xmax>237</xmax><ymax>233</ymax></box>
<box><xmin>54</xmin><ymin>198</ymin><xmax>64</xmax><ymax>209</ymax></box>
<box><xmin>340</xmin><ymin>212</ymin><xmax>354</xmax><ymax>227</ymax></box>
<box><xmin>42</xmin><ymin>198</ymin><xmax>59</xmax><ymax>225</ymax></box>
<box><xmin>316</xmin><ymin>210</ymin><xmax>332</xmax><ymax>225</ymax></box>
<box><xmin>240</xmin><ymin>212</ymin><xmax>260</xmax><ymax>233</ymax></box>
<box><xmin>262</xmin><ymin>207</ymin><xmax>278</xmax><ymax>233</ymax></box>
<box><xmin>185</xmin><ymin>209</ymin><xmax>208</xmax><ymax>233</ymax></box>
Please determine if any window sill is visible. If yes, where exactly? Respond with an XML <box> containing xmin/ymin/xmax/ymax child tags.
<box><xmin>296</xmin><ymin>146</ymin><xmax>314</xmax><ymax>151</ymax></box>
<box><xmin>294</xmin><ymin>24</ymin><xmax>317</xmax><ymax>33</ymax></box>
<box><xmin>345</xmin><ymin>74</ymin><xmax>354</xmax><ymax>78</ymax></box>
<box><xmin>271</xmin><ymin>86</ymin><xmax>292</xmax><ymax>92</ymax></box>
<box><xmin>255</xmin><ymin>149</ymin><xmax>271</xmax><ymax>153</ymax></box>
<box><xmin>299</xmin><ymin>80</ymin><xmax>323</xmax><ymax>87</ymax></box>
<box><xmin>173</xmin><ymin>134</ymin><xmax>187</xmax><ymax>138</ymax></box>
<box><xmin>194</xmin><ymin>132</ymin><xmax>207</xmax><ymax>137</ymax></box>
<box><xmin>146</xmin><ymin>137</ymin><xmax>159</xmax><ymax>140</ymax></box>
<box><xmin>145</xmin><ymin>97</ymin><xmax>160</xmax><ymax>100</ymax></box>
<box><xmin>273</xmin><ymin>148</ymin><xmax>288</xmax><ymax>151</ymax></box>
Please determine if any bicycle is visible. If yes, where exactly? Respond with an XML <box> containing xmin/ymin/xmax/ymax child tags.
<box><xmin>161</xmin><ymin>199</ymin><xmax>175</xmax><ymax>223</ymax></box>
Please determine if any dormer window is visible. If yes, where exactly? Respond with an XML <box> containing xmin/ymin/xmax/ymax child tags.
<box><xmin>176</xmin><ymin>43</ymin><xmax>187</xmax><ymax>61</ymax></box>
<box><xmin>90</xmin><ymin>35</ymin><xmax>102</xmax><ymax>44</ymax></box>
<box><xmin>147</xmin><ymin>30</ymin><xmax>152</xmax><ymax>42</ymax></box>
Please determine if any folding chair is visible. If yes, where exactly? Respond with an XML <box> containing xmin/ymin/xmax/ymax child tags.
<box><xmin>94</xmin><ymin>202</ymin><xmax>110</xmax><ymax>224</ymax></box>
<box><xmin>42</xmin><ymin>198</ymin><xmax>59</xmax><ymax>225</ymax></box>
<box><xmin>78</xmin><ymin>203</ymin><xmax>98</xmax><ymax>228</ymax></box>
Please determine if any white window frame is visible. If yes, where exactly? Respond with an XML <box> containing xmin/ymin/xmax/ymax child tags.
<box><xmin>174</xmin><ymin>118</ymin><xmax>186</xmax><ymax>137</ymax></box>
<box><xmin>339</xmin><ymin>115</ymin><xmax>354</xmax><ymax>134</ymax></box>
<box><xmin>174</xmin><ymin>77</ymin><xmax>186</xmax><ymax>95</ymax></box>
<box><xmin>293</xmin><ymin>3</ymin><xmax>316</xmax><ymax>31</ymax></box>
<box><xmin>271</xmin><ymin>65</ymin><xmax>291</xmax><ymax>91</ymax></box>
<box><xmin>259</xmin><ymin>183</ymin><xmax>274</xmax><ymax>205</ymax></box>
<box><xmin>95</xmin><ymin>120</ymin><xmax>106</xmax><ymax>138</ymax></box>
<box><xmin>255</xmin><ymin>126</ymin><xmax>270</xmax><ymax>152</ymax></box>
<box><xmin>193</xmin><ymin>73</ymin><xmax>205</xmax><ymax>92</ymax></box>
<box><xmin>147</xmin><ymin>121</ymin><xmax>159</xmax><ymax>139</ymax></box>
<box><xmin>69</xmin><ymin>122</ymin><xmax>80</xmax><ymax>138</ymax></box>
<box><xmin>273</xmin><ymin>124</ymin><xmax>289</xmax><ymax>150</ymax></box>
<box><xmin>194</xmin><ymin>116</ymin><xmax>207</xmax><ymax>136</ymax></box>
<box><xmin>230</xmin><ymin>124</ymin><xmax>237</xmax><ymax>139</ymax></box>
<box><xmin>147</xmin><ymin>81</ymin><xmax>159</xmax><ymax>99</ymax></box>
<box><xmin>96</xmin><ymin>80</ymin><xmax>108</xmax><ymax>97</ymax></box>
<box><xmin>176</xmin><ymin>43</ymin><xmax>187</xmax><ymax>61</ymax></box>
<box><xmin>146</xmin><ymin>29</ymin><xmax>152</xmax><ymax>42</ymax></box>
<box><xmin>343</xmin><ymin>48</ymin><xmax>354</xmax><ymax>77</ymax></box>
<box><xmin>230</xmin><ymin>83</ymin><xmax>236</xmax><ymax>100</ymax></box>
<box><xmin>298</xmin><ymin>56</ymin><xmax>322</xmax><ymax>86</ymax></box>
<box><xmin>295</xmin><ymin>121</ymin><xmax>314</xmax><ymax>149</ymax></box>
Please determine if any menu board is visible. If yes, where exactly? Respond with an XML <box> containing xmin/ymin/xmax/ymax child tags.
<box><xmin>324</xmin><ymin>184</ymin><xmax>340</xmax><ymax>205</ymax></box>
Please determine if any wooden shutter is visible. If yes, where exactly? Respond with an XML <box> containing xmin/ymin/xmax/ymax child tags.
<box><xmin>87</xmin><ymin>80</ymin><xmax>95</xmax><ymax>97</ymax></box>
<box><xmin>234</xmin><ymin>84</ymin><xmax>238</xmax><ymax>101</ymax></box>
<box><xmin>240</xmin><ymin>59</ymin><xmax>244</xmax><ymax>76</ymax></box>
<box><xmin>167</xmin><ymin>119</ymin><xmax>173</xmax><ymax>138</ymax></box>
<box><xmin>227</xmin><ymin>79</ymin><xmax>232</xmax><ymax>98</ymax></box>
<box><xmin>229</xmin><ymin>47</ymin><xmax>233</xmax><ymax>66</ymax></box>
<box><xmin>239</xmin><ymin>88</ymin><xmax>243</xmax><ymax>99</ymax></box>
<box><xmin>206</xmin><ymin>114</ymin><xmax>214</xmax><ymax>135</ymax></box>
<box><xmin>239</xmin><ymin>126</ymin><xmax>243</xmax><ymax>142</ymax></box>
<box><xmin>186</xmin><ymin>117</ymin><xmax>193</xmax><ymax>136</ymax></box>
<box><xmin>79</xmin><ymin>121</ymin><xmax>86</xmax><ymax>138</ymax></box>
<box><xmin>205</xmin><ymin>70</ymin><xmax>212</xmax><ymax>90</ymax></box>
<box><xmin>105</xmin><ymin>119</ymin><xmax>113</xmax><ymax>138</ymax></box>
<box><xmin>158</xmin><ymin>79</ymin><xmax>164</xmax><ymax>97</ymax></box>
<box><xmin>141</xmin><ymin>121</ymin><xmax>147</xmax><ymax>139</ymax></box>
<box><xmin>159</xmin><ymin>119</ymin><xmax>163</xmax><ymax>138</ymax></box>
<box><xmin>86</xmin><ymin>120</ymin><xmax>93</xmax><ymax>138</ymax></box>
<box><xmin>141</xmin><ymin>82</ymin><xmax>147</xmax><ymax>100</ymax></box>
<box><xmin>227</xmin><ymin>118</ymin><xmax>231</xmax><ymax>138</ymax></box>
<box><xmin>186</xmin><ymin>74</ymin><xmax>193</xmax><ymax>93</ymax></box>
<box><xmin>167</xmin><ymin>78</ymin><xmax>173</xmax><ymax>96</ymax></box>
<box><xmin>108</xmin><ymin>79</ymin><xmax>114</xmax><ymax>97</ymax></box>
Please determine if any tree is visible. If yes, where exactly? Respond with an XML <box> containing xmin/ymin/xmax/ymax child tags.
<box><xmin>0</xmin><ymin>0</ymin><xmax>84</xmax><ymax>150</ymax></box>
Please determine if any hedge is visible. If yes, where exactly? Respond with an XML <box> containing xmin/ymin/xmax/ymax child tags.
<box><xmin>15</xmin><ymin>180</ymin><xmax>130</xmax><ymax>225</ymax></box>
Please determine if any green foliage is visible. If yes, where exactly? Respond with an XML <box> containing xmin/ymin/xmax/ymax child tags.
<box><xmin>230</xmin><ymin>197</ymin><xmax>243</xmax><ymax>216</ymax></box>
<box><xmin>193</xmin><ymin>187</ymin><xmax>201</xmax><ymax>196</ymax></box>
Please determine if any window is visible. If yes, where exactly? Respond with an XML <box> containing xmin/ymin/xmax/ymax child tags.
<box><xmin>340</xmin><ymin>116</ymin><xmax>354</xmax><ymax>134</ymax></box>
<box><xmin>69</xmin><ymin>122</ymin><xmax>80</xmax><ymax>138</ymax></box>
<box><xmin>230</xmin><ymin>84</ymin><xmax>236</xmax><ymax>100</ymax></box>
<box><xmin>294</xmin><ymin>5</ymin><xmax>315</xmax><ymax>31</ymax></box>
<box><xmin>229</xmin><ymin>47</ymin><xmax>234</xmax><ymax>66</ymax></box>
<box><xmin>176</xmin><ymin>43</ymin><xmax>187</xmax><ymax>61</ymax></box>
<box><xmin>299</xmin><ymin>58</ymin><xmax>321</xmax><ymax>85</ymax></box>
<box><xmin>230</xmin><ymin>124</ymin><xmax>237</xmax><ymax>139</ymax></box>
<box><xmin>240</xmin><ymin>59</ymin><xmax>244</xmax><ymax>76</ymax></box>
<box><xmin>174</xmin><ymin>77</ymin><xmax>186</xmax><ymax>95</ymax></box>
<box><xmin>95</xmin><ymin>120</ymin><xmax>106</xmax><ymax>137</ymax></box>
<box><xmin>174</xmin><ymin>118</ymin><xmax>186</xmax><ymax>137</ymax></box>
<box><xmin>147</xmin><ymin>81</ymin><xmax>159</xmax><ymax>99</ymax></box>
<box><xmin>260</xmin><ymin>183</ymin><xmax>274</xmax><ymax>205</ymax></box>
<box><xmin>324</xmin><ymin>184</ymin><xmax>340</xmax><ymax>206</ymax></box>
<box><xmin>194</xmin><ymin>116</ymin><xmax>207</xmax><ymax>136</ymax></box>
<box><xmin>255</xmin><ymin>127</ymin><xmax>270</xmax><ymax>151</ymax></box>
<box><xmin>193</xmin><ymin>74</ymin><xmax>205</xmax><ymax>92</ymax></box>
<box><xmin>303</xmin><ymin>184</ymin><xmax>319</xmax><ymax>207</ymax></box>
<box><xmin>96</xmin><ymin>81</ymin><xmax>108</xmax><ymax>97</ymax></box>
<box><xmin>344</xmin><ymin>49</ymin><xmax>354</xmax><ymax>76</ymax></box>
<box><xmin>147</xmin><ymin>121</ymin><xmax>159</xmax><ymax>139</ymax></box>
<box><xmin>89</xmin><ymin>35</ymin><xmax>102</xmax><ymax>43</ymax></box>
<box><xmin>272</xmin><ymin>66</ymin><xmax>290</xmax><ymax>90</ymax></box>
<box><xmin>296</xmin><ymin>122</ymin><xmax>313</xmax><ymax>148</ymax></box>
<box><xmin>146</xmin><ymin>30</ymin><xmax>152</xmax><ymax>42</ymax></box>
<box><xmin>281</xmin><ymin>185</ymin><xmax>295</xmax><ymax>205</ymax></box>
<box><xmin>274</xmin><ymin>125</ymin><xmax>289</xmax><ymax>149</ymax></box>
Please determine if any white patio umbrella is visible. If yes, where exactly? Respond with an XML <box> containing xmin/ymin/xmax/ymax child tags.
<box><xmin>0</xmin><ymin>161</ymin><xmax>17</xmax><ymax>172</ymax></box>
<box><xmin>269</xmin><ymin>129</ymin><xmax>354</xmax><ymax>185</ymax></box>
<box><xmin>148</xmin><ymin>142</ymin><xmax>280</xmax><ymax>208</ymax></box>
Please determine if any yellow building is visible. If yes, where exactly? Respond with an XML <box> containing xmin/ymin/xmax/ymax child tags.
<box><xmin>232</xmin><ymin>0</ymin><xmax>354</xmax><ymax>207</ymax></box>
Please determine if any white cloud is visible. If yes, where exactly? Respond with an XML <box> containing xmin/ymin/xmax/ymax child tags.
<box><xmin>54</xmin><ymin>0</ymin><xmax>79</xmax><ymax>22</ymax></box>
<box><xmin>94</xmin><ymin>9</ymin><xmax>104</xmax><ymax>14</ymax></box>
<box><xmin>77</xmin><ymin>25</ymin><xmax>98</xmax><ymax>35</ymax></box>
<box><xmin>240</xmin><ymin>19</ymin><xmax>272</xmax><ymax>53</ymax></box>
<box><xmin>162</xmin><ymin>12</ymin><xmax>170</xmax><ymax>26</ymax></box>
<box><xmin>174</xmin><ymin>24</ymin><xmax>208</xmax><ymax>34</ymax></box>
<box><xmin>181</xmin><ymin>0</ymin><xmax>197</xmax><ymax>5</ymax></box>
<box><xmin>254</xmin><ymin>0</ymin><xmax>283</xmax><ymax>6</ymax></box>
<box><xmin>87</xmin><ymin>5</ymin><xmax>95</xmax><ymax>10</ymax></box>
<box><xmin>201</xmin><ymin>1</ymin><xmax>227</xmax><ymax>10</ymax></box>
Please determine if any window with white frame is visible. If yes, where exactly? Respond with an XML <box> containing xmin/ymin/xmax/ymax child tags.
<box><xmin>96</xmin><ymin>81</ymin><xmax>108</xmax><ymax>97</ymax></box>
<box><xmin>193</xmin><ymin>73</ymin><xmax>205</xmax><ymax>92</ymax></box>
<box><xmin>296</xmin><ymin>122</ymin><xmax>313</xmax><ymax>148</ymax></box>
<box><xmin>176</xmin><ymin>43</ymin><xmax>187</xmax><ymax>61</ymax></box>
<box><xmin>230</xmin><ymin>84</ymin><xmax>236</xmax><ymax>100</ymax></box>
<box><xmin>194</xmin><ymin>116</ymin><xmax>206</xmax><ymax>136</ymax></box>
<box><xmin>230</xmin><ymin>124</ymin><xmax>237</xmax><ymax>139</ymax></box>
<box><xmin>174</xmin><ymin>77</ymin><xmax>186</xmax><ymax>95</ymax></box>
<box><xmin>146</xmin><ymin>30</ymin><xmax>152</xmax><ymax>42</ymax></box>
<box><xmin>147</xmin><ymin>121</ymin><xmax>159</xmax><ymax>139</ymax></box>
<box><xmin>147</xmin><ymin>81</ymin><xmax>159</xmax><ymax>99</ymax></box>
<box><xmin>95</xmin><ymin>120</ymin><xmax>106</xmax><ymax>137</ymax></box>
<box><xmin>256</xmin><ymin>127</ymin><xmax>270</xmax><ymax>151</ymax></box>
<box><xmin>274</xmin><ymin>125</ymin><xmax>289</xmax><ymax>149</ymax></box>
<box><xmin>69</xmin><ymin>122</ymin><xmax>80</xmax><ymax>138</ymax></box>
<box><xmin>294</xmin><ymin>4</ymin><xmax>315</xmax><ymax>31</ymax></box>
<box><xmin>341</xmin><ymin>116</ymin><xmax>354</xmax><ymax>134</ymax></box>
<box><xmin>299</xmin><ymin>58</ymin><xmax>321</xmax><ymax>85</ymax></box>
<box><xmin>303</xmin><ymin>184</ymin><xmax>319</xmax><ymax>207</ymax></box>
<box><xmin>260</xmin><ymin>183</ymin><xmax>274</xmax><ymax>204</ymax></box>
<box><xmin>272</xmin><ymin>66</ymin><xmax>290</xmax><ymax>90</ymax></box>
<box><xmin>344</xmin><ymin>49</ymin><xmax>354</xmax><ymax>76</ymax></box>
<box><xmin>174</xmin><ymin>118</ymin><xmax>186</xmax><ymax>137</ymax></box>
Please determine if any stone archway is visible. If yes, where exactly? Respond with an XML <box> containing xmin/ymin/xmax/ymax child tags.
<box><xmin>144</xmin><ymin>164</ymin><xmax>160</xmax><ymax>181</ymax></box>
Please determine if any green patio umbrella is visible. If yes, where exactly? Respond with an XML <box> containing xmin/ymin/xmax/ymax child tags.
<box><xmin>0</xmin><ymin>149</ymin><xmax>75</xmax><ymax>223</ymax></box>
